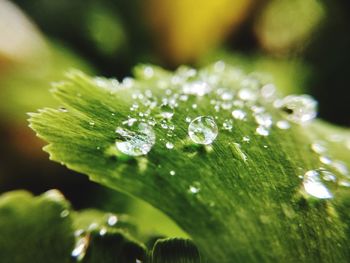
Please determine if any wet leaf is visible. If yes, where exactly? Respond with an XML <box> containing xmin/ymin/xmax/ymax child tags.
<box><xmin>29</xmin><ymin>63</ymin><xmax>350</xmax><ymax>262</ymax></box>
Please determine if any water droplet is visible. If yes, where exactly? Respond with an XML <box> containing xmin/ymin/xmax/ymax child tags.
<box><xmin>99</xmin><ymin>228</ymin><xmax>107</xmax><ymax>236</ymax></box>
<box><xmin>60</xmin><ymin>209</ymin><xmax>69</xmax><ymax>218</ymax></box>
<box><xmin>276</xmin><ymin>120</ymin><xmax>290</xmax><ymax>130</ymax></box>
<box><xmin>254</xmin><ymin>113</ymin><xmax>272</xmax><ymax>128</ymax></box>
<box><xmin>44</xmin><ymin>189</ymin><xmax>65</xmax><ymax>202</ymax></box>
<box><xmin>232</xmin><ymin>109</ymin><xmax>246</xmax><ymax>120</ymax></box>
<box><xmin>320</xmin><ymin>169</ymin><xmax>337</xmax><ymax>182</ymax></box>
<box><xmin>303</xmin><ymin>170</ymin><xmax>333</xmax><ymax>199</ymax></box>
<box><xmin>256</xmin><ymin>126</ymin><xmax>269</xmax><ymax>136</ymax></box>
<box><xmin>320</xmin><ymin>156</ymin><xmax>332</xmax><ymax>165</ymax></box>
<box><xmin>122</xmin><ymin>118</ymin><xmax>138</xmax><ymax>127</ymax></box>
<box><xmin>115</xmin><ymin>123</ymin><xmax>156</xmax><ymax>156</ymax></box>
<box><xmin>332</xmin><ymin>160</ymin><xmax>349</xmax><ymax>176</ymax></box>
<box><xmin>279</xmin><ymin>95</ymin><xmax>317</xmax><ymax>124</ymax></box>
<box><xmin>160</xmin><ymin>104</ymin><xmax>174</xmax><ymax>119</ymax></box>
<box><xmin>188</xmin><ymin>182</ymin><xmax>201</xmax><ymax>194</ymax></box>
<box><xmin>238</xmin><ymin>88</ymin><xmax>258</xmax><ymax>101</ymax></box>
<box><xmin>242</xmin><ymin>136</ymin><xmax>250</xmax><ymax>142</ymax></box>
<box><xmin>261</xmin><ymin>83</ymin><xmax>276</xmax><ymax>100</ymax></box>
<box><xmin>59</xmin><ymin>107</ymin><xmax>68</xmax><ymax>112</ymax></box>
<box><xmin>339</xmin><ymin>180</ymin><xmax>350</xmax><ymax>187</ymax></box>
<box><xmin>185</xmin><ymin>117</ymin><xmax>191</xmax><ymax>123</ymax></box>
<box><xmin>222</xmin><ymin>119</ymin><xmax>233</xmax><ymax>131</ymax></box>
<box><xmin>72</xmin><ymin>232</ymin><xmax>90</xmax><ymax>261</ymax></box>
<box><xmin>170</xmin><ymin>170</ymin><xmax>176</xmax><ymax>176</ymax></box>
<box><xmin>89</xmin><ymin>121</ymin><xmax>95</xmax><ymax>126</ymax></box>
<box><xmin>166</xmin><ymin>142</ymin><xmax>174</xmax><ymax>149</ymax></box>
<box><xmin>183</xmin><ymin>81</ymin><xmax>211</xmax><ymax>96</ymax></box>
<box><xmin>310</xmin><ymin>141</ymin><xmax>327</xmax><ymax>154</ymax></box>
<box><xmin>188</xmin><ymin>116</ymin><xmax>218</xmax><ymax>145</ymax></box>
<box><xmin>107</xmin><ymin>215</ymin><xmax>118</xmax><ymax>226</ymax></box>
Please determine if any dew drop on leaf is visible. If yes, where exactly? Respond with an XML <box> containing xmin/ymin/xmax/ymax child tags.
<box><xmin>72</xmin><ymin>231</ymin><xmax>90</xmax><ymax>262</ymax></box>
<box><xmin>256</xmin><ymin>126</ymin><xmax>269</xmax><ymax>136</ymax></box>
<box><xmin>107</xmin><ymin>214</ymin><xmax>118</xmax><ymax>226</ymax></box>
<box><xmin>279</xmin><ymin>95</ymin><xmax>317</xmax><ymax>124</ymax></box>
<box><xmin>276</xmin><ymin>120</ymin><xmax>291</xmax><ymax>130</ymax></box>
<box><xmin>115</xmin><ymin>123</ymin><xmax>156</xmax><ymax>156</ymax></box>
<box><xmin>160</xmin><ymin>103</ymin><xmax>174</xmax><ymax>119</ymax></box>
<box><xmin>303</xmin><ymin>170</ymin><xmax>333</xmax><ymax>199</ymax></box>
<box><xmin>232</xmin><ymin>109</ymin><xmax>246</xmax><ymax>120</ymax></box>
<box><xmin>188</xmin><ymin>116</ymin><xmax>218</xmax><ymax>145</ymax></box>
<box><xmin>166</xmin><ymin>142</ymin><xmax>174</xmax><ymax>149</ymax></box>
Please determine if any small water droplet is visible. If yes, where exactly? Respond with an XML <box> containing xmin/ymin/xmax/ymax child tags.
<box><xmin>60</xmin><ymin>209</ymin><xmax>69</xmax><ymax>218</ymax></box>
<box><xmin>238</xmin><ymin>88</ymin><xmax>257</xmax><ymax>101</ymax></box>
<box><xmin>303</xmin><ymin>170</ymin><xmax>333</xmax><ymax>199</ymax></box>
<box><xmin>183</xmin><ymin>81</ymin><xmax>211</xmax><ymax>96</ymax></box>
<box><xmin>99</xmin><ymin>228</ymin><xmax>107</xmax><ymax>236</ymax></box>
<box><xmin>188</xmin><ymin>182</ymin><xmax>201</xmax><ymax>194</ymax></box>
<box><xmin>276</xmin><ymin>120</ymin><xmax>290</xmax><ymax>130</ymax></box>
<box><xmin>170</xmin><ymin>170</ymin><xmax>176</xmax><ymax>176</ymax></box>
<box><xmin>279</xmin><ymin>95</ymin><xmax>317</xmax><ymax>124</ymax></box>
<box><xmin>310</xmin><ymin>141</ymin><xmax>327</xmax><ymax>154</ymax></box>
<box><xmin>89</xmin><ymin>121</ymin><xmax>95</xmax><ymax>126</ymax></box>
<box><xmin>188</xmin><ymin>116</ymin><xmax>218</xmax><ymax>145</ymax></box>
<box><xmin>222</xmin><ymin>119</ymin><xmax>233</xmax><ymax>131</ymax></box>
<box><xmin>339</xmin><ymin>180</ymin><xmax>350</xmax><ymax>187</ymax></box>
<box><xmin>166</xmin><ymin>142</ymin><xmax>174</xmax><ymax>149</ymax></box>
<box><xmin>115</xmin><ymin>123</ymin><xmax>156</xmax><ymax>156</ymax></box>
<box><xmin>232</xmin><ymin>109</ymin><xmax>246</xmax><ymax>120</ymax></box>
<box><xmin>160</xmin><ymin>104</ymin><xmax>174</xmax><ymax>119</ymax></box>
<box><xmin>256</xmin><ymin>126</ymin><xmax>269</xmax><ymax>136</ymax></box>
<box><xmin>242</xmin><ymin>136</ymin><xmax>250</xmax><ymax>142</ymax></box>
<box><xmin>59</xmin><ymin>107</ymin><xmax>68</xmax><ymax>112</ymax></box>
<box><xmin>71</xmin><ymin>232</ymin><xmax>90</xmax><ymax>261</ymax></box>
<box><xmin>185</xmin><ymin>117</ymin><xmax>191</xmax><ymax>123</ymax></box>
<box><xmin>320</xmin><ymin>156</ymin><xmax>332</xmax><ymax>165</ymax></box>
<box><xmin>332</xmin><ymin>160</ymin><xmax>349</xmax><ymax>176</ymax></box>
<box><xmin>255</xmin><ymin>113</ymin><xmax>272</xmax><ymax>128</ymax></box>
<box><xmin>107</xmin><ymin>215</ymin><xmax>118</xmax><ymax>226</ymax></box>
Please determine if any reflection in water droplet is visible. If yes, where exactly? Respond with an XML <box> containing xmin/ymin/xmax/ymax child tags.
<box><xmin>72</xmin><ymin>232</ymin><xmax>90</xmax><ymax>262</ymax></box>
<box><xmin>115</xmin><ymin>123</ymin><xmax>156</xmax><ymax>156</ymax></box>
<box><xmin>279</xmin><ymin>95</ymin><xmax>317</xmax><ymax>124</ymax></box>
<box><xmin>188</xmin><ymin>116</ymin><xmax>218</xmax><ymax>145</ymax></box>
<box><xmin>303</xmin><ymin>170</ymin><xmax>333</xmax><ymax>199</ymax></box>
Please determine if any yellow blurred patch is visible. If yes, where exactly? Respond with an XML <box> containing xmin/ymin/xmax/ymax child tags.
<box><xmin>146</xmin><ymin>0</ymin><xmax>253</xmax><ymax>65</ymax></box>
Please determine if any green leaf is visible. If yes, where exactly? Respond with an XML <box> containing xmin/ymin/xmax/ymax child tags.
<box><xmin>0</xmin><ymin>190</ymin><xmax>146</xmax><ymax>263</ymax></box>
<box><xmin>29</xmin><ymin>63</ymin><xmax>350</xmax><ymax>262</ymax></box>
<box><xmin>151</xmin><ymin>238</ymin><xmax>201</xmax><ymax>263</ymax></box>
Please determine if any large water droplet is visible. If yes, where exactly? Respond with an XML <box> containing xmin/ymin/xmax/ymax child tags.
<box><xmin>303</xmin><ymin>170</ymin><xmax>333</xmax><ymax>199</ymax></box>
<box><xmin>279</xmin><ymin>95</ymin><xmax>317</xmax><ymax>124</ymax></box>
<box><xmin>188</xmin><ymin>116</ymin><xmax>218</xmax><ymax>145</ymax></box>
<box><xmin>115</xmin><ymin>123</ymin><xmax>156</xmax><ymax>156</ymax></box>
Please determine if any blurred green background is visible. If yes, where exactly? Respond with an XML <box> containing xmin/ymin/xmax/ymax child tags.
<box><xmin>0</xmin><ymin>0</ymin><xmax>349</xmax><ymax>237</ymax></box>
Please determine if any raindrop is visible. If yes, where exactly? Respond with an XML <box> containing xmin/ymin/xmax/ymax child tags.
<box><xmin>222</xmin><ymin>119</ymin><xmax>233</xmax><ymax>131</ymax></box>
<box><xmin>242</xmin><ymin>136</ymin><xmax>250</xmax><ymax>142</ymax></box>
<box><xmin>319</xmin><ymin>156</ymin><xmax>332</xmax><ymax>165</ymax></box>
<box><xmin>256</xmin><ymin>126</ymin><xmax>269</xmax><ymax>136</ymax></box>
<box><xmin>115</xmin><ymin>123</ymin><xmax>156</xmax><ymax>156</ymax></box>
<box><xmin>185</xmin><ymin>117</ymin><xmax>191</xmax><ymax>123</ymax></box>
<box><xmin>107</xmin><ymin>215</ymin><xmax>118</xmax><ymax>226</ymax></box>
<box><xmin>89</xmin><ymin>121</ymin><xmax>95</xmax><ymax>126</ymax></box>
<box><xmin>276</xmin><ymin>120</ymin><xmax>290</xmax><ymax>130</ymax></box>
<box><xmin>238</xmin><ymin>88</ymin><xmax>258</xmax><ymax>101</ymax></box>
<box><xmin>188</xmin><ymin>116</ymin><xmax>218</xmax><ymax>145</ymax></box>
<box><xmin>99</xmin><ymin>228</ymin><xmax>107</xmax><ymax>236</ymax></box>
<box><xmin>166</xmin><ymin>142</ymin><xmax>174</xmax><ymax>149</ymax></box>
<box><xmin>232</xmin><ymin>109</ymin><xmax>246</xmax><ymax>120</ymax></box>
<box><xmin>279</xmin><ymin>95</ymin><xmax>317</xmax><ymax>124</ymax></box>
<box><xmin>254</xmin><ymin>113</ymin><xmax>272</xmax><ymax>128</ymax></box>
<box><xmin>170</xmin><ymin>170</ymin><xmax>176</xmax><ymax>176</ymax></box>
<box><xmin>188</xmin><ymin>182</ymin><xmax>201</xmax><ymax>194</ymax></box>
<box><xmin>310</xmin><ymin>141</ymin><xmax>327</xmax><ymax>154</ymax></box>
<box><xmin>60</xmin><ymin>210</ymin><xmax>69</xmax><ymax>218</ymax></box>
<box><xmin>160</xmin><ymin>104</ymin><xmax>174</xmax><ymax>119</ymax></box>
<box><xmin>332</xmin><ymin>160</ymin><xmax>349</xmax><ymax>176</ymax></box>
<box><xmin>183</xmin><ymin>81</ymin><xmax>211</xmax><ymax>96</ymax></box>
<box><xmin>303</xmin><ymin>170</ymin><xmax>333</xmax><ymax>199</ymax></box>
<box><xmin>72</xmin><ymin>232</ymin><xmax>90</xmax><ymax>261</ymax></box>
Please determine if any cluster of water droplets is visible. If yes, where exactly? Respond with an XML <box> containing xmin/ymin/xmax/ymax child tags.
<box><xmin>111</xmin><ymin>61</ymin><xmax>319</xmax><ymax>158</ymax></box>
<box><xmin>87</xmin><ymin>61</ymin><xmax>350</xmax><ymax>200</ymax></box>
